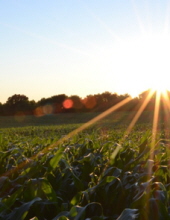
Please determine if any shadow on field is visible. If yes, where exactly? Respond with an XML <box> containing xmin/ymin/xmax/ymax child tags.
<box><xmin>0</xmin><ymin>111</ymin><xmax>160</xmax><ymax>129</ymax></box>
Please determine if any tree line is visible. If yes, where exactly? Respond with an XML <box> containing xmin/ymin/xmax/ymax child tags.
<box><xmin>0</xmin><ymin>90</ymin><xmax>169</xmax><ymax>116</ymax></box>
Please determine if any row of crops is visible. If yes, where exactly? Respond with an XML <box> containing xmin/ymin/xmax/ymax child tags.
<box><xmin>0</xmin><ymin>124</ymin><xmax>170</xmax><ymax>219</ymax></box>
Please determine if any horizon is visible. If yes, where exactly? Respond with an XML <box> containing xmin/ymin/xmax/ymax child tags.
<box><xmin>1</xmin><ymin>87</ymin><xmax>169</xmax><ymax>105</ymax></box>
<box><xmin>1</xmin><ymin>1</ymin><xmax>170</xmax><ymax>104</ymax></box>
<box><xmin>1</xmin><ymin>90</ymin><xmax>135</xmax><ymax>104</ymax></box>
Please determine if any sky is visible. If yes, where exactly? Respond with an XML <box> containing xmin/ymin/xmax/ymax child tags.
<box><xmin>1</xmin><ymin>0</ymin><xmax>170</xmax><ymax>104</ymax></box>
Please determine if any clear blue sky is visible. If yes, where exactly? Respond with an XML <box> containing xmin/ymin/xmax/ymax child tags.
<box><xmin>1</xmin><ymin>0</ymin><xmax>170</xmax><ymax>103</ymax></box>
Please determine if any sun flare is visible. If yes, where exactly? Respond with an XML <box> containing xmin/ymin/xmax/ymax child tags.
<box><xmin>113</xmin><ymin>32</ymin><xmax>170</xmax><ymax>97</ymax></box>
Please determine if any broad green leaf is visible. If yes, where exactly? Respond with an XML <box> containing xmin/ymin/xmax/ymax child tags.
<box><xmin>57</xmin><ymin>217</ymin><xmax>69</xmax><ymax>220</ymax></box>
<box><xmin>116</xmin><ymin>209</ymin><xmax>138</xmax><ymax>220</ymax></box>
<box><xmin>23</xmin><ymin>178</ymin><xmax>57</xmax><ymax>202</ymax></box>
<box><xmin>71</xmin><ymin>192</ymin><xmax>82</xmax><ymax>206</ymax></box>
<box><xmin>74</xmin><ymin>203</ymin><xmax>103</xmax><ymax>220</ymax></box>
<box><xmin>49</xmin><ymin>148</ymin><xmax>63</xmax><ymax>171</ymax></box>
<box><xmin>69</xmin><ymin>168</ymin><xmax>84</xmax><ymax>191</ymax></box>
<box><xmin>0</xmin><ymin>186</ymin><xmax>23</xmax><ymax>212</ymax></box>
<box><xmin>52</xmin><ymin>211</ymin><xmax>69</xmax><ymax>220</ymax></box>
<box><xmin>40</xmin><ymin>178</ymin><xmax>57</xmax><ymax>202</ymax></box>
<box><xmin>6</xmin><ymin>197</ymin><xmax>41</xmax><ymax>220</ymax></box>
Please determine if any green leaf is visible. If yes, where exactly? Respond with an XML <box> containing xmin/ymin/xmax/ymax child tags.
<box><xmin>49</xmin><ymin>148</ymin><xmax>63</xmax><ymax>171</ymax></box>
<box><xmin>71</xmin><ymin>192</ymin><xmax>82</xmax><ymax>206</ymax></box>
<box><xmin>74</xmin><ymin>203</ymin><xmax>103</xmax><ymax>220</ymax></box>
<box><xmin>40</xmin><ymin>178</ymin><xmax>57</xmax><ymax>202</ymax></box>
<box><xmin>6</xmin><ymin>197</ymin><xmax>41</xmax><ymax>220</ymax></box>
<box><xmin>52</xmin><ymin>211</ymin><xmax>69</xmax><ymax>220</ymax></box>
<box><xmin>57</xmin><ymin>217</ymin><xmax>69</xmax><ymax>220</ymax></box>
<box><xmin>0</xmin><ymin>186</ymin><xmax>23</xmax><ymax>212</ymax></box>
<box><xmin>69</xmin><ymin>168</ymin><xmax>84</xmax><ymax>191</ymax></box>
<box><xmin>23</xmin><ymin>178</ymin><xmax>57</xmax><ymax>202</ymax></box>
<box><xmin>116</xmin><ymin>209</ymin><xmax>139</xmax><ymax>220</ymax></box>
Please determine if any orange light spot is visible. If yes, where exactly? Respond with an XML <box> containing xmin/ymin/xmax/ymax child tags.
<box><xmin>63</xmin><ymin>99</ymin><xmax>73</xmax><ymax>109</ymax></box>
<box><xmin>83</xmin><ymin>96</ymin><xmax>96</xmax><ymax>109</ymax></box>
<box><xmin>34</xmin><ymin>107</ymin><xmax>44</xmax><ymax>117</ymax></box>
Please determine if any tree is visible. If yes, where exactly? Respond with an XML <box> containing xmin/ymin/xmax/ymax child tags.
<box><xmin>5</xmin><ymin>94</ymin><xmax>29</xmax><ymax>115</ymax></box>
<box><xmin>6</xmin><ymin>94</ymin><xmax>29</xmax><ymax>105</ymax></box>
<box><xmin>68</xmin><ymin>95</ymin><xmax>83</xmax><ymax>112</ymax></box>
<box><xmin>0</xmin><ymin>102</ymin><xmax>3</xmax><ymax>115</ymax></box>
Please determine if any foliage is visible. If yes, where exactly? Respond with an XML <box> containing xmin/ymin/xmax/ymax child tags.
<box><xmin>2</xmin><ymin>89</ymin><xmax>169</xmax><ymax>116</ymax></box>
<box><xmin>0</xmin><ymin>124</ymin><xmax>170</xmax><ymax>219</ymax></box>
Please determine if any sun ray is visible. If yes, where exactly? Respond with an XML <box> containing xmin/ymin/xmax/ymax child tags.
<box><xmin>160</xmin><ymin>90</ymin><xmax>170</xmax><ymax>139</ymax></box>
<box><xmin>150</xmin><ymin>91</ymin><xmax>161</xmax><ymax>161</ymax></box>
<box><xmin>110</xmin><ymin>89</ymin><xmax>155</xmax><ymax>162</ymax></box>
<box><xmin>163</xmin><ymin>0</ymin><xmax>170</xmax><ymax>33</ymax></box>
<box><xmin>162</xmin><ymin>91</ymin><xmax>170</xmax><ymax>110</ymax></box>
<box><xmin>131</xmin><ymin>0</ymin><xmax>147</xmax><ymax>35</ymax></box>
<box><xmin>79</xmin><ymin>0</ymin><xmax>122</xmax><ymax>42</ymax></box>
<box><xmin>123</xmin><ymin>89</ymin><xmax>155</xmax><ymax>138</ymax></box>
<box><xmin>1</xmin><ymin>96</ymin><xmax>132</xmax><ymax>178</ymax></box>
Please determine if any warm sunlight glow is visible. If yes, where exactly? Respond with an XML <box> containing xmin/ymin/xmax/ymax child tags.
<box><xmin>138</xmin><ymin>33</ymin><xmax>170</xmax><ymax>92</ymax></box>
<box><xmin>112</xmin><ymin>33</ymin><xmax>170</xmax><ymax>97</ymax></box>
<box><xmin>151</xmin><ymin>85</ymin><xmax>167</xmax><ymax>95</ymax></box>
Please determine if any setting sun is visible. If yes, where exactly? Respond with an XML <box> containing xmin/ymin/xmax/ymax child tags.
<box><xmin>112</xmin><ymin>32</ymin><xmax>170</xmax><ymax>97</ymax></box>
<box><xmin>140</xmin><ymin>33</ymin><xmax>170</xmax><ymax>93</ymax></box>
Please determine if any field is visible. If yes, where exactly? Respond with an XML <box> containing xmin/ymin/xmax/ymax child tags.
<box><xmin>0</xmin><ymin>112</ymin><xmax>170</xmax><ymax>219</ymax></box>
<box><xmin>0</xmin><ymin>111</ymin><xmax>156</xmax><ymax>128</ymax></box>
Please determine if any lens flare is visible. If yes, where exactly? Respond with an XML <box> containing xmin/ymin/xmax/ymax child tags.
<box><xmin>63</xmin><ymin>99</ymin><xmax>73</xmax><ymax>109</ymax></box>
<box><xmin>82</xmin><ymin>96</ymin><xmax>96</xmax><ymax>109</ymax></box>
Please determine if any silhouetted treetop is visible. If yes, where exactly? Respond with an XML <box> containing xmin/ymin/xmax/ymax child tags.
<box><xmin>6</xmin><ymin>94</ymin><xmax>29</xmax><ymax>105</ymax></box>
<box><xmin>1</xmin><ymin>89</ymin><xmax>169</xmax><ymax>116</ymax></box>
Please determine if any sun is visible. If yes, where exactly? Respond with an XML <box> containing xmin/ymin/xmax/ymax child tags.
<box><xmin>148</xmin><ymin>72</ymin><xmax>169</xmax><ymax>95</ymax></box>
<box><xmin>150</xmin><ymin>81</ymin><xmax>168</xmax><ymax>95</ymax></box>
<box><xmin>113</xmin><ymin>32</ymin><xmax>170</xmax><ymax>97</ymax></box>
<box><xmin>141</xmin><ymin>33</ymin><xmax>170</xmax><ymax>94</ymax></box>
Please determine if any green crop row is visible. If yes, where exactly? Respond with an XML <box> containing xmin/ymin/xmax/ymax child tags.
<box><xmin>0</xmin><ymin>124</ymin><xmax>169</xmax><ymax>220</ymax></box>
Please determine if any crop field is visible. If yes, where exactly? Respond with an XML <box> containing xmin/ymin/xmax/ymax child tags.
<box><xmin>0</xmin><ymin>116</ymin><xmax>170</xmax><ymax>219</ymax></box>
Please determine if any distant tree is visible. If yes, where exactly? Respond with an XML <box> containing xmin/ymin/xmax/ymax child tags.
<box><xmin>115</xmin><ymin>93</ymin><xmax>131</xmax><ymax>111</ymax></box>
<box><xmin>5</xmin><ymin>94</ymin><xmax>29</xmax><ymax>115</ymax></box>
<box><xmin>37</xmin><ymin>94</ymin><xmax>68</xmax><ymax>114</ymax></box>
<box><xmin>82</xmin><ymin>95</ymin><xmax>97</xmax><ymax>111</ymax></box>
<box><xmin>69</xmin><ymin>95</ymin><xmax>83</xmax><ymax>112</ymax></box>
<box><xmin>0</xmin><ymin>102</ymin><xmax>3</xmax><ymax>115</ymax></box>
<box><xmin>37</xmin><ymin>97</ymin><xmax>51</xmax><ymax>106</ymax></box>
<box><xmin>98</xmin><ymin>92</ymin><xmax>113</xmax><ymax>110</ymax></box>
<box><xmin>51</xmin><ymin>94</ymin><xmax>68</xmax><ymax>113</ymax></box>
<box><xmin>90</xmin><ymin>92</ymin><xmax>110</xmax><ymax>111</ymax></box>
<box><xmin>28</xmin><ymin>100</ymin><xmax>36</xmax><ymax>114</ymax></box>
<box><xmin>51</xmin><ymin>94</ymin><xmax>67</xmax><ymax>103</ymax></box>
<box><xmin>127</xmin><ymin>97</ymin><xmax>140</xmax><ymax>111</ymax></box>
<box><xmin>6</xmin><ymin>94</ymin><xmax>28</xmax><ymax>105</ymax></box>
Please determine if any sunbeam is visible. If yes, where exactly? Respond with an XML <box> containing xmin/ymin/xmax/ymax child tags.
<box><xmin>79</xmin><ymin>0</ymin><xmax>122</xmax><ymax>42</ymax></box>
<box><xmin>150</xmin><ymin>91</ymin><xmax>161</xmax><ymax>160</ymax></box>
<box><xmin>110</xmin><ymin>89</ymin><xmax>155</xmax><ymax>162</ymax></box>
<box><xmin>35</xmin><ymin>97</ymin><xmax>132</xmax><ymax>158</ymax></box>
<box><xmin>131</xmin><ymin>0</ymin><xmax>148</xmax><ymax>35</ymax></box>
<box><xmin>123</xmin><ymin>89</ymin><xmax>155</xmax><ymax>137</ymax></box>
<box><xmin>2</xmin><ymin>1</ymin><xmax>170</xmax><ymax>218</ymax></box>
<box><xmin>1</xmin><ymin>97</ymin><xmax>132</xmax><ymax>178</ymax></box>
<box><xmin>160</xmin><ymin>90</ymin><xmax>170</xmax><ymax>139</ymax></box>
